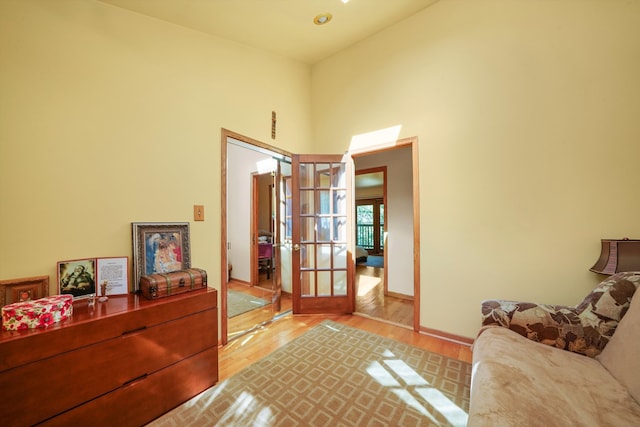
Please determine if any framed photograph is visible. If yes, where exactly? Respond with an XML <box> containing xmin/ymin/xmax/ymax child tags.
<box><xmin>57</xmin><ymin>258</ymin><xmax>97</xmax><ymax>300</ymax></box>
<box><xmin>0</xmin><ymin>276</ymin><xmax>49</xmax><ymax>308</ymax></box>
<box><xmin>132</xmin><ymin>222</ymin><xmax>191</xmax><ymax>291</ymax></box>
<box><xmin>96</xmin><ymin>257</ymin><xmax>129</xmax><ymax>296</ymax></box>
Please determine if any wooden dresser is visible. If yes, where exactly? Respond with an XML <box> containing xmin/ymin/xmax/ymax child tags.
<box><xmin>0</xmin><ymin>288</ymin><xmax>218</xmax><ymax>427</ymax></box>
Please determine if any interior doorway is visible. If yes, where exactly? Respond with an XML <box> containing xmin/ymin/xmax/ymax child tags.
<box><xmin>220</xmin><ymin>130</ymin><xmax>420</xmax><ymax>342</ymax></box>
<box><xmin>351</xmin><ymin>138</ymin><xmax>419</xmax><ymax>330</ymax></box>
<box><xmin>355</xmin><ymin>168</ymin><xmax>386</xmax><ymax>258</ymax></box>
<box><xmin>221</xmin><ymin>131</ymin><xmax>359</xmax><ymax>344</ymax></box>
<box><xmin>221</xmin><ymin>130</ymin><xmax>293</xmax><ymax>345</ymax></box>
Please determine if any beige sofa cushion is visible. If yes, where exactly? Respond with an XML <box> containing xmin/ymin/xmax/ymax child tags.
<box><xmin>470</xmin><ymin>326</ymin><xmax>640</xmax><ymax>426</ymax></box>
<box><xmin>598</xmin><ymin>291</ymin><xmax>640</xmax><ymax>404</ymax></box>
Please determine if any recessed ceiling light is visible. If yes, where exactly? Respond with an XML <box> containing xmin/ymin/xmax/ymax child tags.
<box><xmin>313</xmin><ymin>13</ymin><xmax>332</xmax><ymax>25</ymax></box>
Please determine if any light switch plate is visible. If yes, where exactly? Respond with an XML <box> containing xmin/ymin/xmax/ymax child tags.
<box><xmin>194</xmin><ymin>205</ymin><xmax>204</xmax><ymax>221</ymax></box>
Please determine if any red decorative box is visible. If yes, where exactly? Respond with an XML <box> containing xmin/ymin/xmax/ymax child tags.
<box><xmin>2</xmin><ymin>295</ymin><xmax>73</xmax><ymax>331</ymax></box>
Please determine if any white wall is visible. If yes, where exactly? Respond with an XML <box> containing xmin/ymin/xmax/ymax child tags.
<box><xmin>227</xmin><ymin>144</ymin><xmax>271</xmax><ymax>282</ymax></box>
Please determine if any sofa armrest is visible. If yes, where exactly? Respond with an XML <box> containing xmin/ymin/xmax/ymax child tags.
<box><xmin>480</xmin><ymin>300</ymin><xmax>597</xmax><ymax>355</ymax></box>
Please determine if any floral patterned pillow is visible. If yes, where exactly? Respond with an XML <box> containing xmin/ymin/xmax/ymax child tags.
<box><xmin>481</xmin><ymin>272</ymin><xmax>640</xmax><ymax>357</ymax></box>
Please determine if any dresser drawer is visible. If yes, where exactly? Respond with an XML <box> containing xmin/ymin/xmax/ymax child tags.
<box><xmin>39</xmin><ymin>347</ymin><xmax>218</xmax><ymax>427</ymax></box>
<box><xmin>0</xmin><ymin>289</ymin><xmax>216</xmax><ymax>372</ymax></box>
<box><xmin>1</xmin><ymin>307</ymin><xmax>216</xmax><ymax>426</ymax></box>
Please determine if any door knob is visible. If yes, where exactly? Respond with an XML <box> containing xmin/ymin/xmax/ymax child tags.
<box><xmin>293</xmin><ymin>244</ymin><xmax>300</xmax><ymax>251</ymax></box>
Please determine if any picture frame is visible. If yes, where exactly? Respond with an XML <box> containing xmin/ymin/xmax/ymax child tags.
<box><xmin>132</xmin><ymin>222</ymin><xmax>191</xmax><ymax>292</ymax></box>
<box><xmin>0</xmin><ymin>275</ymin><xmax>50</xmax><ymax>308</ymax></box>
<box><xmin>57</xmin><ymin>258</ymin><xmax>97</xmax><ymax>300</ymax></box>
<box><xmin>96</xmin><ymin>256</ymin><xmax>130</xmax><ymax>296</ymax></box>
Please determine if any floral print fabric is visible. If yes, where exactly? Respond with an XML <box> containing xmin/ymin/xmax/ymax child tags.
<box><xmin>481</xmin><ymin>272</ymin><xmax>640</xmax><ymax>357</ymax></box>
<box><xmin>2</xmin><ymin>295</ymin><xmax>73</xmax><ymax>331</ymax></box>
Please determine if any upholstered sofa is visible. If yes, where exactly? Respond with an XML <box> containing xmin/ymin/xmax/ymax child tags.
<box><xmin>469</xmin><ymin>272</ymin><xmax>640</xmax><ymax>426</ymax></box>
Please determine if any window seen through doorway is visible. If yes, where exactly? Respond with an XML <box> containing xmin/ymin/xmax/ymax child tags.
<box><xmin>356</xmin><ymin>199</ymin><xmax>384</xmax><ymax>254</ymax></box>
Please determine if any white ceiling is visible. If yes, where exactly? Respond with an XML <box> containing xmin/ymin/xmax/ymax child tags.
<box><xmin>98</xmin><ymin>0</ymin><xmax>440</xmax><ymax>64</ymax></box>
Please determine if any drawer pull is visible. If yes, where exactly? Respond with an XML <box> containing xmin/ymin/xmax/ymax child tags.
<box><xmin>123</xmin><ymin>373</ymin><xmax>148</xmax><ymax>387</ymax></box>
<box><xmin>121</xmin><ymin>325</ymin><xmax>147</xmax><ymax>336</ymax></box>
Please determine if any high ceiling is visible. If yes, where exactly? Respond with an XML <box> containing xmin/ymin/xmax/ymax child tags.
<box><xmin>99</xmin><ymin>0</ymin><xmax>440</xmax><ymax>64</ymax></box>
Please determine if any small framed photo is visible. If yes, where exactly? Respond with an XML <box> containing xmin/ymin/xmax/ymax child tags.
<box><xmin>0</xmin><ymin>276</ymin><xmax>49</xmax><ymax>308</ymax></box>
<box><xmin>132</xmin><ymin>222</ymin><xmax>191</xmax><ymax>291</ymax></box>
<box><xmin>96</xmin><ymin>257</ymin><xmax>129</xmax><ymax>296</ymax></box>
<box><xmin>57</xmin><ymin>258</ymin><xmax>97</xmax><ymax>299</ymax></box>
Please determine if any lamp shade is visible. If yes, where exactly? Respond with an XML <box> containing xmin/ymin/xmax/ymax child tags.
<box><xmin>590</xmin><ymin>239</ymin><xmax>640</xmax><ymax>275</ymax></box>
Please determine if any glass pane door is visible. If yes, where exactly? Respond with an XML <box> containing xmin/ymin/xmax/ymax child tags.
<box><xmin>292</xmin><ymin>154</ymin><xmax>354</xmax><ymax>314</ymax></box>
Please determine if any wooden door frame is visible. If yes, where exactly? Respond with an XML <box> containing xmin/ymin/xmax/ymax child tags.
<box><xmin>221</xmin><ymin>131</ymin><xmax>420</xmax><ymax>337</ymax></box>
<box><xmin>350</xmin><ymin>136</ymin><xmax>420</xmax><ymax>332</ymax></box>
<box><xmin>220</xmin><ymin>128</ymin><xmax>292</xmax><ymax>345</ymax></box>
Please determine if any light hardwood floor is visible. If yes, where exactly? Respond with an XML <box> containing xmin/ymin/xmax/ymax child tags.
<box><xmin>228</xmin><ymin>263</ymin><xmax>413</xmax><ymax>338</ymax></box>
<box><xmin>220</xmin><ymin>313</ymin><xmax>473</xmax><ymax>382</ymax></box>
<box><xmin>355</xmin><ymin>264</ymin><xmax>413</xmax><ymax>327</ymax></box>
<box><xmin>221</xmin><ymin>266</ymin><xmax>464</xmax><ymax>382</ymax></box>
<box><xmin>227</xmin><ymin>279</ymin><xmax>292</xmax><ymax>340</ymax></box>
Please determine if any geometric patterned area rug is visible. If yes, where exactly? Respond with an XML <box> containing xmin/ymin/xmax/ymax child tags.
<box><xmin>227</xmin><ymin>289</ymin><xmax>270</xmax><ymax>318</ymax></box>
<box><xmin>148</xmin><ymin>320</ymin><xmax>471</xmax><ymax>426</ymax></box>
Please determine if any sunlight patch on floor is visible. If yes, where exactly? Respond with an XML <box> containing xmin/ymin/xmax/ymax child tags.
<box><xmin>366</xmin><ymin>361</ymin><xmax>401</xmax><ymax>387</ymax></box>
<box><xmin>416</xmin><ymin>387</ymin><xmax>469</xmax><ymax>426</ymax></box>
<box><xmin>356</xmin><ymin>274</ymin><xmax>381</xmax><ymax>296</ymax></box>
<box><xmin>391</xmin><ymin>389</ymin><xmax>440</xmax><ymax>423</ymax></box>
<box><xmin>367</xmin><ymin>356</ymin><xmax>469</xmax><ymax>427</ymax></box>
<box><xmin>180</xmin><ymin>380</ymin><xmax>276</xmax><ymax>426</ymax></box>
<box><xmin>323</xmin><ymin>323</ymin><xmax>341</xmax><ymax>332</ymax></box>
<box><xmin>384</xmin><ymin>359</ymin><xmax>429</xmax><ymax>386</ymax></box>
<box><xmin>217</xmin><ymin>391</ymin><xmax>274</xmax><ymax>426</ymax></box>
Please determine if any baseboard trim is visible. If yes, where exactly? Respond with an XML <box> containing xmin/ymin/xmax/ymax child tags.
<box><xmin>384</xmin><ymin>290</ymin><xmax>413</xmax><ymax>301</ymax></box>
<box><xmin>228</xmin><ymin>278</ymin><xmax>250</xmax><ymax>287</ymax></box>
<box><xmin>419</xmin><ymin>326</ymin><xmax>474</xmax><ymax>346</ymax></box>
